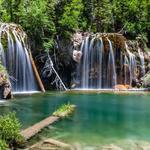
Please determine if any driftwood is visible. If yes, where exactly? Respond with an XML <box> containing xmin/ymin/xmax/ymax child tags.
<box><xmin>29</xmin><ymin>50</ymin><xmax>45</xmax><ymax>92</ymax></box>
<box><xmin>29</xmin><ymin>138</ymin><xmax>71</xmax><ymax>150</ymax></box>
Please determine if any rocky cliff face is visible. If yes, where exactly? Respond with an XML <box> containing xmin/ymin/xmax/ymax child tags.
<box><xmin>71</xmin><ymin>32</ymin><xmax>150</xmax><ymax>89</ymax></box>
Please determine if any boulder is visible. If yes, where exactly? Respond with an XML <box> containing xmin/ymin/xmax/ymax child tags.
<box><xmin>0</xmin><ymin>65</ymin><xmax>12</xmax><ymax>99</ymax></box>
<box><xmin>73</xmin><ymin>50</ymin><xmax>82</xmax><ymax>63</ymax></box>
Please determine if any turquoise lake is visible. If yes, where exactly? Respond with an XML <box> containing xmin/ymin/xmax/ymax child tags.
<box><xmin>0</xmin><ymin>92</ymin><xmax>150</xmax><ymax>149</ymax></box>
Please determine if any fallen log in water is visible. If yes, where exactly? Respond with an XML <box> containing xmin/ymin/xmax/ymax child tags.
<box><xmin>21</xmin><ymin>105</ymin><xmax>76</xmax><ymax>140</ymax></box>
<box><xmin>21</xmin><ymin>116</ymin><xmax>59</xmax><ymax>140</ymax></box>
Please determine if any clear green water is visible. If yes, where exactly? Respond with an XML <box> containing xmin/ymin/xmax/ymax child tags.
<box><xmin>1</xmin><ymin>92</ymin><xmax>150</xmax><ymax>148</ymax></box>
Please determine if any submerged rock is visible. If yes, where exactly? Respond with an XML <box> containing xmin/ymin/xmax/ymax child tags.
<box><xmin>135</xmin><ymin>141</ymin><xmax>150</xmax><ymax>150</ymax></box>
<box><xmin>102</xmin><ymin>144</ymin><xmax>123</xmax><ymax>150</ymax></box>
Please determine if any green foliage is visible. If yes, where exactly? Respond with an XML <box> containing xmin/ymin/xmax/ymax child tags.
<box><xmin>59</xmin><ymin>0</ymin><xmax>84</xmax><ymax>30</ymax></box>
<box><xmin>92</xmin><ymin>0</ymin><xmax>113</xmax><ymax>32</ymax></box>
<box><xmin>0</xmin><ymin>0</ymin><xmax>149</xmax><ymax>51</ymax></box>
<box><xmin>18</xmin><ymin>0</ymin><xmax>56</xmax><ymax>51</ymax></box>
<box><xmin>53</xmin><ymin>103</ymin><xmax>75</xmax><ymax>117</ymax></box>
<box><xmin>0</xmin><ymin>112</ymin><xmax>24</xmax><ymax>147</ymax></box>
<box><xmin>0</xmin><ymin>139</ymin><xmax>8</xmax><ymax>150</ymax></box>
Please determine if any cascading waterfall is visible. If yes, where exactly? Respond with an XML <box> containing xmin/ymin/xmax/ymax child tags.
<box><xmin>125</xmin><ymin>42</ymin><xmax>137</xmax><ymax>85</ymax></box>
<box><xmin>0</xmin><ymin>23</ymin><xmax>38</xmax><ymax>92</ymax></box>
<box><xmin>73</xmin><ymin>33</ymin><xmax>146</xmax><ymax>89</ymax></box>
<box><xmin>76</xmin><ymin>35</ymin><xmax>117</xmax><ymax>89</ymax></box>
<box><xmin>81</xmin><ymin>37</ymin><xmax>90</xmax><ymax>88</ymax></box>
<box><xmin>107</xmin><ymin>38</ymin><xmax>117</xmax><ymax>88</ymax></box>
<box><xmin>138</xmin><ymin>47</ymin><xmax>145</xmax><ymax>76</ymax></box>
<box><xmin>124</xmin><ymin>55</ymin><xmax>130</xmax><ymax>84</ymax></box>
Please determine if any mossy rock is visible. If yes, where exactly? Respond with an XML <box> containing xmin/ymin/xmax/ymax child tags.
<box><xmin>142</xmin><ymin>72</ymin><xmax>150</xmax><ymax>88</ymax></box>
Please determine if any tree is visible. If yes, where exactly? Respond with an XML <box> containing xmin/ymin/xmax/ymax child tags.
<box><xmin>92</xmin><ymin>0</ymin><xmax>113</xmax><ymax>32</ymax></box>
<box><xmin>58</xmin><ymin>0</ymin><xmax>85</xmax><ymax>36</ymax></box>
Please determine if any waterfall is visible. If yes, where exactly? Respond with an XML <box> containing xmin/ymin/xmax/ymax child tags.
<box><xmin>107</xmin><ymin>38</ymin><xmax>117</xmax><ymax>88</ymax></box>
<box><xmin>124</xmin><ymin>55</ymin><xmax>129</xmax><ymax>84</ymax></box>
<box><xmin>76</xmin><ymin>35</ymin><xmax>116</xmax><ymax>89</ymax></box>
<box><xmin>81</xmin><ymin>37</ymin><xmax>90</xmax><ymax>88</ymax></box>
<box><xmin>73</xmin><ymin>33</ymin><xmax>145</xmax><ymax>90</ymax></box>
<box><xmin>138</xmin><ymin>47</ymin><xmax>145</xmax><ymax>76</ymax></box>
<box><xmin>0</xmin><ymin>23</ymin><xmax>38</xmax><ymax>92</ymax></box>
<box><xmin>125</xmin><ymin>42</ymin><xmax>137</xmax><ymax>85</ymax></box>
<box><xmin>97</xmin><ymin>38</ymin><xmax>103</xmax><ymax>88</ymax></box>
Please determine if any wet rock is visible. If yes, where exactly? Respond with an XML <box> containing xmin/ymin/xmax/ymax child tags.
<box><xmin>73</xmin><ymin>50</ymin><xmax>82</xmax><ymax>63</ymax></box>
<box><xmin>0</xmin><ymin>71</ymin><xmax>12</xmax><ymax>99</ymax></box>
<box><xmin>72</xmin><ymin>32</ymin><xmax>83</xmax><ymax>49</ymax></box>
<box><xmin>135</xmin><ymin>141</ymin><xmax>150</xmax><ymax>150</ymax></box>
<box><xmin>141</xmin><ymin>71</ymin><xmax>150</xmax><ymax>88</ymax></box>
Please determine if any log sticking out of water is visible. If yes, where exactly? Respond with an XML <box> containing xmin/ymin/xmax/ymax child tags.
<box><xmin>21</xmin><ymin>116</ymin><xmax>59</xmax><ymax>140</ymax></box>
<box><xmin>29</xmin><ymin>50</ymin><xmax>45</xmax><ymax>92</ymax></box>
<box><xmin>21</xmin><ymin>105</ymin><xmax>76</xmax><ymax>140</ymax></box>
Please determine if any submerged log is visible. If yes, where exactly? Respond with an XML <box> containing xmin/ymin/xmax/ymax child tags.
<box><xmin>29</xmin><ymin>138</ymin><xmax>71</xmax><ymax>150</ymax></box>
<box><xmin>29</xmin><ymin>50</ymin><xmax>45</xmax><ymax>92</ymax></box>
<box><xmin>44</xmin><ymin>138</ymin><xmax>71</xmax><ymax>148</ymax></box>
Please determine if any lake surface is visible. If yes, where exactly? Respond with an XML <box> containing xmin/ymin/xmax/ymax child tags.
<box><xmin>0</xmin><ymin>91</ymin><xmax>150</xmax><ymax>149</ymax></box>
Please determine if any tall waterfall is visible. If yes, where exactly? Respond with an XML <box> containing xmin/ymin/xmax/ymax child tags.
<box><xmin>125</xmin><ymin>42</ymin><xmax>137</xmax><ymax>85</ymax></box>
<box><xmin>73</xmin><ymin>33</ymin><xmax>147</xmax><ymax>89</ymax></box>
<box><xmin>0</xmin><ymin>23</ymin><xmax>38</xmax><ymax>92</ymax></box>
<box><xmin>76</xmin><ymin>35</ymin><xmax>117</xmax><ymax>89</ymax></box>
<box><xmin>107</xmin><ymin>38</ymin><xmax>117</xmax><ymax>88</ymax></box>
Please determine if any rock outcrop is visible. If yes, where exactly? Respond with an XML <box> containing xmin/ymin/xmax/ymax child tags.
<box><xmin>142</xmin><ymin>71</ymin><xmax>150</xmax><ymax>88</ymax></box>
<box><xmin>0</xmin><ymin>64</ymin><xmax>12</xmax><ymax>99</ymax></box>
